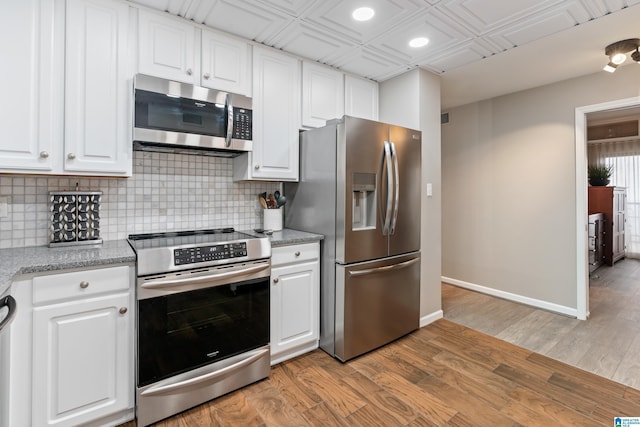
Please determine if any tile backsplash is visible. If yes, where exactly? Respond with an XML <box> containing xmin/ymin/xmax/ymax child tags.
<box><xmin>0</xmin><ymin>151</ymin><xmax>280</xmax><ymax>248</ymax></box>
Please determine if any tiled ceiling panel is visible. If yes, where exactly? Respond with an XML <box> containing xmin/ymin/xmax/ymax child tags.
<box><xmin>203</xmin><ymin>0</ymin><xmax>294</xmax><ymax>43</ymax></box>
<box><xmin>333</xmin><ymin>47</ymin><xmax>408</xmax><ymax>80</ymax></box>
<box><xmin>127</xmin><ymin>0</ymin><xmax>640</xmax><ymax>84</ymax></box>
<box><xmin>304</xmin><ymin>0</ymin><xmax>425</xmax><ymax>44</ymax></box>
<box><xmin>268</xmin><ymin>22</ymin><xmax>355</xmax><ymax>63</ymax></box>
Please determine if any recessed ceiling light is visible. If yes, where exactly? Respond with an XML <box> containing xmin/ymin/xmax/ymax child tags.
<box><xmin>352</xmin><ymin>7</ymin><xmax>375</xmax><ymax>21</ymax></box>
<box><xmin>409</xmin><ymin>37</ymin><xmax>429</xmax><ymax>48</ymax></box>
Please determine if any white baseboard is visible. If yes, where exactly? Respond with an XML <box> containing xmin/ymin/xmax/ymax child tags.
<box><xmin>441</xmin><ymin>276</ymin><xmax>578</xmax><ymax>318</ymax></box>
<box><xmin>419</xmin><ymin>309</ymin><xmax>443</xmax><ymax>327</ymax></box>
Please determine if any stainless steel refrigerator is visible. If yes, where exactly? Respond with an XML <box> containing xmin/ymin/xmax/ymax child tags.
<box><xmin>284</xmin><ymin>115</ymin><xmax>421</xmax><ymax>361</ymax></box>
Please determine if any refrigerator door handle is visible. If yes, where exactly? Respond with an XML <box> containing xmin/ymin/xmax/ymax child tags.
<box><xmin>379</xmin><ymin>141</ymin><xmax>393</xmax><ymax>235</ymax></box>
<box><xmin>348</xmin><ymin>257</ymin><xmax>420</xmax><ymax>277</ymax></box>
<box><xmin>389</xmin><ymin>141</ymin><xmax>400</xmax><ymax>235</ymax></box>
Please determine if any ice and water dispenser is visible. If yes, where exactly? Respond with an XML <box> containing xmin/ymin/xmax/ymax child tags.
<box><xmin>352</xmin><ymin>173</ymin><xmax>376</xmax><ymax>230</ymax></box>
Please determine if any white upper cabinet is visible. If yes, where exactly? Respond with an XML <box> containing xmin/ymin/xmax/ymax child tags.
<box><xmin>138</xmin><ymin>9</ymin><xmax>199</xmax><ymax>85</ymax></box>
<box><xmin>65</xmin><ymin>0</ymin><xmax>132</xmax><ymax>175</ymax></box>
<box><xmin>234</xmin><ymin>46</ymin><xmax>300</xmax><ymax>181</ymax></box>
<box><xmin>0</xmin><ymin>0</ymin><xmax>132</xmax><ymax>177</ymax></box>
<box><xmin>201</xmin><ymin>29</ymin><xmax>251</xmax><ymax>96</ymax></box>
<box><xmin>0</xmin><ymin>0</ymin><xmax>59</xmax><ymax>173</ymax></box>
<box><xmin>138</xmin><ymin>10</ymin><xmax>251</xmax><ymax>95</ymax></box>
<box><xmin>345</xmin><ymin>74</ymin><xmax>379</xmax><ymax>121</ymax></box>
<box><xmin>302</xmin><ymin>61</ymin><xmax>344</xmax><ymax>128</ymax></box>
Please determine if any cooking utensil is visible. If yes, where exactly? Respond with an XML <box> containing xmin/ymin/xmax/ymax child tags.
<box><xmin>259</xmin><ymin>196</ymin><xmax>268</xmax><ymax>209</ymax></box>
<box><xmin>274</xmin><ymin>190</ymin><xmax>281</xmax><ymax>201</ymax></box>
<box><xmin>276</xmin><ymin>195</ymin><xmax>287</xmax><ymax>208</ymax></box>
<box><xmin>267</xmin><ymin>194</ymin><xmax>276</xmax><ymax>208</ymax></box>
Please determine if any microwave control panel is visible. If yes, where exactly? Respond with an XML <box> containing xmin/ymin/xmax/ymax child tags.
<box><xmin>232</xmin><ymin>109</ymin><xmax>252</xmax><ymax>140</ymax></box>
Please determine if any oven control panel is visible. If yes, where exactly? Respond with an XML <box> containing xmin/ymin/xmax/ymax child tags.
<box><xmin>174</xmin><ymin>242</ymin><xmax>248</xmax><ymax>265</ymax></box>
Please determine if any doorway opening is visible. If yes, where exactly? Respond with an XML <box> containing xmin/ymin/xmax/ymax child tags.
<box><xmin>574</xmin><ymin>96</ymin><xmax>640</xmax><ymax>320</ymax></box>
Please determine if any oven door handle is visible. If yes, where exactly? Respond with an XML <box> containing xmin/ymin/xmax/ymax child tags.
<box><xmin>140</xmin><ymin>347</ymin><xmax>269</xmax><ymax>396</ymax></box>
<box><xmin>140</xmin><ymin>263</ymin><xmax>269</xmax><ymax>289</ymax></box>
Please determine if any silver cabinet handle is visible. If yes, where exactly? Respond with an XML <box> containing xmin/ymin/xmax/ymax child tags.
<box><xmin>0</xmin><ymin>295</ymin><xmax>17</xmax><ymax>333</ymax></box>
<box><xmin>67</xmin><ymin>153</ymin><xmax>76</xmax><ymax>160</ymax></box>
<box><xmin>254</xmin><ymin>164</ymin><xmax>260</xmax><ymax>170</ymax></box>
<box><xmin>40</xmin><ymin>151</ymin><xmax>49</xmax><ymax>158</ymax></box>
<box><xmin>273</xmin><ymin>277</ymin><xmax>279</xmax><ymax>284</ymax></box>
<box><xmin>295</xmin><ymin>251</ymin><xmax>301</xmax><ymax>257</ymax></box>
<box><xmin>203</xmin><ymin>72</ymin><xmax>210</xmax><ymax>79</ymax></box>
<box><xmin>79</xmin><ymin>281</ymin><xmax>89</xmax><ymax>288</ymax></box>
<box><xmin>119</xmin><ymin>307</ymin><xmax>128</xmax><ymax>314</ymax></box>
<box><xmin>186</xmin><ymin>68</ymin><xmax>193</xmax><ymax>75</ymax></box>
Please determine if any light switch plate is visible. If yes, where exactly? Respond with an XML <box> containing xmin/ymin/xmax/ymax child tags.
<box><xmin>426</xmin><ymin>183</ymin><xmax>433</xmax><ymax>197</ymax></box>
<box><xmin>0</xmin><ymin>196</ymin><xmax>7</xmax><ymax>218</ymax></box>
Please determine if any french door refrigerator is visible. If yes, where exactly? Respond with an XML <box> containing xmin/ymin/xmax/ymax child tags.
<box><xmin>284</xmin><ymin>115</ymin><xmax>421</xmax><ymax>361</ymax></box>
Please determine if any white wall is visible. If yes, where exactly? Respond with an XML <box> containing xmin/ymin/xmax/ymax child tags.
<box><xmin>380</xmin><ymin>68</ymin><xmax>443</xmax><ymax>323</ymax></box>
<box><xmin>442</xmin><ymin>64</ymin><xmax>640</xmax><ymax>313</ymax></box>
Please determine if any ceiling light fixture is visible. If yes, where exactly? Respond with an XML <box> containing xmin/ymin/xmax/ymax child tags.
<box><xmin>409</xmin><ymin>37</ymin><xmax>429</xmax><ymax>48</ymax></box>
<box><xmin>352</xmin><ymin>7</ymin><xmax>375</xmax><ymax>21</ymax></box>
<box><xmin>603</xmin><ymin>38</ymin><xmax>640</xmax><ymax>72</ymax></box>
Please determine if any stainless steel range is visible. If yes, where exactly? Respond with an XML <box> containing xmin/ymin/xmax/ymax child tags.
<box><xmin>128</xmin><ymin>228</ymin><xmax>271</xmax><ymax>427</ymax></box>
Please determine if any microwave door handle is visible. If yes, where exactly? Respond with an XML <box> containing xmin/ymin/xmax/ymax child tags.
<box><xmin>225</xmin><ymin>93</ymin><xmax>233</xmax><ymax>147</ymax></box>
<box><xmin>389</xmin><ymin>141</ymin><xmax>399</xmax><ymax>235</ymax></box>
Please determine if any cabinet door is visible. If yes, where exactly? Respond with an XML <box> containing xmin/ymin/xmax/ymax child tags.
<box><xmin>345</xmin><ymin>74</ymin><xmax>379</xmax><ymax>121</ymax></box>
<box><xmin>201</xmin><ymin>29</ymin><xmax>251</xmax><ymax>95</ymax></box>
<box><xmin>0</xmin><ymin>0</ymin><xmax>60</xmax><ymax>173</ymax></box>
<box><xmin>64</xmin><ymin>0</ymin><xmax>132</xmax><ymax>176</ymax></box>
<box><xmin>613</xmin><ymin>189</ymin><xmax>626</xmax><ymax>260</ymax></box>
<box><xmin>270</xmin><ymin>260</ymin><xmax>319</xmax><ymax>361</ymax></box>
<box><xmin>246</xmin><ymin>47</ymin><xmax>300</xmax><ymax>181</ymax></box>
<box><xmin>302</xmin><ymin>62</ymin><xmax>344</xmax><ymax>128</ymax></box>
<box><xmin>32</xmin><ymin>292</ymin><xmax>132</xmax><ymax>427</ymax></box>
<box><xmin>138</xmin><ymin>9</ymin><xmax>198</xmax><ymax>84</ymax></box>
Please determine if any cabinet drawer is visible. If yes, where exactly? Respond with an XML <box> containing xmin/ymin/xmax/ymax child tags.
<box><xmin>272</xmin><ymin>242</ymin><xmax>319</xmax><ymax>266</ymax></box>
<box><xmin>33</xmin><ymin>265</ymin><xmax>130</xmax><ymax>305</ymax></box>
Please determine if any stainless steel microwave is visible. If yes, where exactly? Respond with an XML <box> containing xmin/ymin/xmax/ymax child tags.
<box><xmin>133</xmin><ymin>74</ymin><xmax>252</xmax><ymax>157</ymax></box>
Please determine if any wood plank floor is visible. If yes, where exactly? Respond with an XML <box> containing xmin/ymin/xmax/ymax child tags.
<box><xmin>120</xmin><ymin>318</ymin><xmax>640</xmax><ymax>426</ymax></box>
<box><xmin>443</xmin><ymin>257</ymin><xmax>640</xmax><ymax>390</ymax></box>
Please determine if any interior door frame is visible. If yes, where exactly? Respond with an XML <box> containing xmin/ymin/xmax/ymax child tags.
<box><xmin>575</xmin><ymin>95</ymin><xmax>640</xmax><ymax>320</ymax></box>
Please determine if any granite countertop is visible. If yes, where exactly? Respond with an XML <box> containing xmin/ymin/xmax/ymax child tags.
<box><xmin>242</xmin><ymin>228</ymin><xmax>324</xmax><ymax>247</ymax></box>
<box><xmin>0</xmin><ymin>240</ymin><xmax>135</xmax><ymax>296</ymax></box>
<box><xmin>0</xmin><ymin>229</ymin><xmax>323</xmax><ymax>296</ymax></box>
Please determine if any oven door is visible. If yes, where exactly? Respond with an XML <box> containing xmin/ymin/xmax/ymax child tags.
<box><xmin>137</xmin><ymin>260</ymin><xmax>270</xmax><ymax>388</ymax></box>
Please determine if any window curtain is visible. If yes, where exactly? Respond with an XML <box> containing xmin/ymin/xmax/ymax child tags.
<box><xmin>588</xmin><ymin>139</ymin><xmax>640</xmax><ymax>259</ymax></box>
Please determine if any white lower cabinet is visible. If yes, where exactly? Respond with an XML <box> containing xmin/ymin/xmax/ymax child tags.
<box><xmin>270</xmin><ymin>242</ymin><xmax>320</xmax><ymax>365</ymax></box>
<box><xmin>7</xmin><ymin>265</ymin><xmax>134</xmax><ymax>427</ymax></box>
